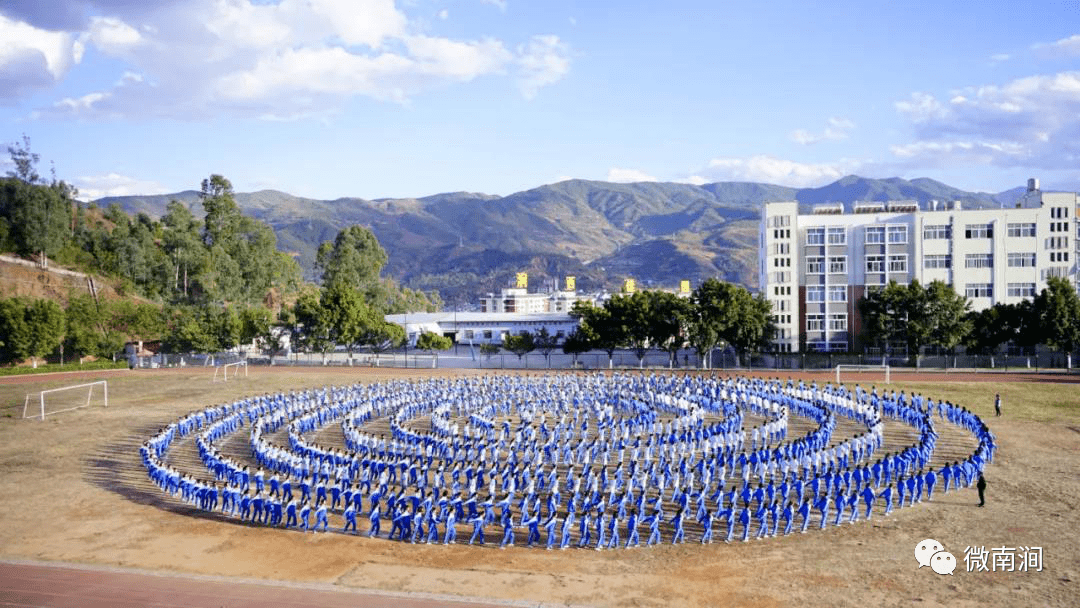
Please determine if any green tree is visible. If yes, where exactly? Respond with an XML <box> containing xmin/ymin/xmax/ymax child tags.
<box><xmin>364</xmin><ymin>318</ymin><xmax>406</xmax><ymax>365</ymax></box>
<box><xmin>606</xmin><ymin>292</ymin><xmax>653</xmax><ymax>367</ymax></box>
<box><xmin>293</xmin><ymin>288</ymin><xmax>332</xmax><ymax>363</ymax></box>
<box><xmin>1034</xmin><ymin>276</ymin><xmax>1080</xmax><ymax>366</ymax></box>
<box><xmin>503</xmin><ymin>331</ymin><xmax>536</xmax><ymax>365</ymax></box>
<box><xmin>321</xmin><ymin>284</ymin><xmax>375</xmax><ymax>364</ymax></box>
<box><xmin>415</xmin><ymin>331</ymin><xmax>452</xmax><ymax>367</ymax></box>
<box><xmin>561</xmin><ymin>327</ymin><xmax>592</xmax><ymax>367</ymax></box>
<box><xmin>0</xmin><ymin>297</ymin><xmax>32</xmax><ymax>364</ymax></box>
<box><xmin>859</xmin><ymin>280</ymin><xmax>970</xmax><ymax>366</ymax></box>
<box><xmin>0</xmin><ymin>177</ymin><xmax>71</xmax><ymax>261</ymax></box>
<box><xmin>479</xmin><ymin>342</ymin><xmax>500</xmax><ymax>367</ymax></box>
<box><xmin>571</xmin><ymin>301</ymin><xmax>625</xmax><ymax>368</ymax></box>
<box><xmin>161</xmin><ymin>305</ymin><xmax>221</xmax><ymax>354</ymax></box>
<box><xmin>24</xmin><ymin>299</ymin><xmax>65</xmax><ymax>367</ymax></box>
<box><xmin>727</xmin><ymin>291</ymin><xmax>775</xmax><ymax>365</ymax></box>
<box><xmin>858</xmin><ymin>280</ymin><xmax>909</xmax><ymax>356</ymax></box>
<box><xmin>64</xmin><ymin>293</ymin><xmax>106</xmax><ymax>359</ymax></box>
<box><xmin>533</xmin><ymin>326</ymin><xmax>559</xmax><ymax>367</ymax></box>
<box><xmin>923</xmin><ymin>280</ymin><xmax>972</xmax><ymax>365</ymax></box>
<box><xmin>161</xmin><ymin>200</ymin><xmax>209</xmax><ymax>302</ymax></box>
<box><xmin>239</xmin><ymin>306</ymin><xmax>273</xmax><ymax>346</ymax></box>
<box><xmin>6</xmin><ymin>135</ymin><xmax>40</xmax><ymax>184</ymax></box>
<box><xmin>964</xmin><ymin>304</ymin><xmax>1013</xmax><ymax>359</ymax></box>
<box><xmin>687</xmin><ymin>279</ymin><xmax>741</xmax><ymax>369</ymax></box>
<box><xmin>648</xmin><ymin>291</ymin><xmax>691</xmax><ymax>368</ymax></box>
<box><xmin>316</xmin><ymin>225</ymin><xmax>389</xmax><ymax>291</ymax></box>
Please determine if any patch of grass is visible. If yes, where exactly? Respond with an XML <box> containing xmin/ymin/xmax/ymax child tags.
<box><xmin>0</xmin><ymin>360</ymin><xmax>128</xmax><ymax>377</ymax></box>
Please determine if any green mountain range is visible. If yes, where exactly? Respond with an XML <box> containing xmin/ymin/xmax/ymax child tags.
<box><xmin>96</xmin><ymin>175</ymin><xmax>1026</xmax><ymax>307</ymax></box>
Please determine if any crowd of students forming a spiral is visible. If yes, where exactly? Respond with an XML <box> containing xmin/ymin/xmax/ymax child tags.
<box><xmin>141</xmin><ymin>372</ymin><xmax>995</xmax><ymax>549</ymax></box>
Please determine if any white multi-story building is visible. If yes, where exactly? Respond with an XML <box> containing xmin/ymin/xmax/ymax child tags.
<box><xmin>760</xmin><ymin>180</ymin><xmax>1079</xmax><ymax>353</ymax></box>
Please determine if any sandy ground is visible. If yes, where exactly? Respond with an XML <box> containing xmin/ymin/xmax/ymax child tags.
<box><xmin>1</xmin><ymin>366</ymin><xmax>1078</xmax><ymax>608</ymax></box>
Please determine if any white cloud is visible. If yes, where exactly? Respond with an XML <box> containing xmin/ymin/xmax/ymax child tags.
<box><xmin>677</xmin><ymin>175</ymin><xmax>709</xmax><ymax>186</ymax></box>
<box><xmin>700</xmin><ymin>155</ymin><xmax>860</xmax><ymax>187</ymax></box>
<box><xmin>481</xmin><ymin>0</ymin><xmax>508</xmax><ymax>12</ymax></box>
<box><xmin>83</xmin><ymin>16</ymin><xmax>144</xmax><ymax>54</ymax></box>
<box><xmin>515</xmin><ymin>35</ymin><xmax>571</xmax><ymax>99</ymax></box>
<box><xmin>1033</xmin><ymin>33</ymin><xmax>1080</xmax><ymax>57</ymax></box>
<box><xmin>0</xmin><ymin>13</ymin><xmax>79</xmax><ymax>99</ymax></box>
<box><xmin>790</xmin><ymin>117</ymin><xmax>855</xmax><ymax>145</ymax></box>
<box><xmin>404</xmin><ymin>35</ymin><xmax>513</xmax><ymax>80</ymax></box>
<box><xmin>990</xmin><ymin>53</ymin><xmax>1011</xmax><ymax>63</ymax></box>
<box><xmin>73</xmin><ymin>172</ymin><xmax>170</xmax><ymax>200</ymax></box>
<box><xmin>892</xmin><ymin>71</ymin><xmax>1080</xmax><ymax>170</ymax></box>
<box><xmin>438</xmin><ymin>9</ymin><xmax>449</xmax><ymax>20</ymax></box>
<box><xmin>895</xmin><ymin>91</ymin><xmax>947</xmax><ymax>123</ymax></box>
<box><xmin>14</xmin><ymin>0</ymin><xmax>571</xmax><ymax>118</ymax></box>
<box><xmin>607</xmin><ymin>168</ymin><xmax>657</xmax><ymax>183</ymax></box>
<box><xmin>54</xmin><ymin>91</ymin><xmax>110</xmax><ymax>112</ymax></box>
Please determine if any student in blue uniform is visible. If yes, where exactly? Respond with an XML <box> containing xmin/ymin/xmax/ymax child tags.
<box><xmin>543</xmin><ymin>512</ymin><xmax>559</xmax><ymax>550</ymax></box>
<box><xmin>368</xmin><ymin>503</ymin><xmax>382</xmax><ymax>537</ymax></box>
<box><xmin>343</xmin><ymin>503</ymin><xmax>358</xmax><ymax>533</ymax></box>
<box><xmin>499</xmin><ymin>508</ymin><xmax>516</xmax><ymax>549</ymax></box>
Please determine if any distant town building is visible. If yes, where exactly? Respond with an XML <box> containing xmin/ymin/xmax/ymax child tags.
<box><xmin>386</xmin><ymin>312</ymin><xmax>579</xmax><ymax>347</ymax></box>
<box><xmin>760</xmin><ymin>179</ymin><xmax>1079</xmax><ymax>353</ymax></box>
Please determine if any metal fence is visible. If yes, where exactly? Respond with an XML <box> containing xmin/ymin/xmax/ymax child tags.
<box><xmin>132</xmin><ymin>346</ymin><xmax>1077</xmax><ymax>373</ymax></box>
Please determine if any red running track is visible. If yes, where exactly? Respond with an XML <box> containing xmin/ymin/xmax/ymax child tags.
<box><xmin>0</xmin><ymin>561</ymin><xmax>532</xmax><ymax>608</ymax></box>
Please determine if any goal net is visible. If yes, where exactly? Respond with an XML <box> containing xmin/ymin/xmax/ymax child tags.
<box><xmin>835</xmin><ymin>364</ymin><xmax>890</xmax><ymax>385</ymax></box>
<box><xmin>23</xmin><ymin>380</ymin><xmax>108</xmax><ymax>420</ymax></box>
<box><xmin>213</xmin><ymin>360</ymin><xmax>248</xmax><ymax>382</ymax></box>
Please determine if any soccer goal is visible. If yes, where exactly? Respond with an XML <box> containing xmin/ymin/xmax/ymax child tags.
<box><xmin>835</xmin><ymin>364</ymin><xmax>890</xmax><ymax>385</ymax></box>
<box><xmin>213</xmin><ymin>360</ymin><xmax>248</xmax><ymax>382</ymax></box>
<box><xmin>23</xmin><ymin>380</ymin><xmax>108</xmax><ymax>420</ymax></box>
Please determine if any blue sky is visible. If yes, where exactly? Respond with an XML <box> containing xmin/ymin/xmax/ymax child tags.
<box><xmin>1</xmin><ymin>0</ymin><xmax>1078</xmax><ymax>201</ymax></box>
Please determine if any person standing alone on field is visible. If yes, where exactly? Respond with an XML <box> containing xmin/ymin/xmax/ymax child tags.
<box><xmin>976</xmin><ymin>474</ymin><xmax>987</xmax><ymax>507</ymax></box>
<box><xmin>994</xmin><ymin>394</ymin><xmax>1001</xmax><ymax>417</ymax></box>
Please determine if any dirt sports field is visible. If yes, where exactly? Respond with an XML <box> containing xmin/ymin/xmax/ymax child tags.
<box><xmin>1</xmin><ymin>366</ymin><xmax>1078</xmax><ymax>608</ymax></box>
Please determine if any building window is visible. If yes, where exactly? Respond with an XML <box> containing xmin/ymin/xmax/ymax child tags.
<box><xmin>887</xmin><ymin>225</ymin><xmax>908</xmax><ymax>244</ymax></box>
<box><xmin>828</xmin><ymin>313</ymin><xmax>848</xmax><ymax>331</ymax></box>
<box><xmin>923</xmin><ymin>254</ymin><xmax>951</xmax><ymax>269</ymax></box>
<box><xmin>1007</xmin><ymin>252</ymin><xmax>1036</xmax><ymax>267</ymax></box>
<box><xmin>1007</xmin><ymin>222</ymin><xmax>1036</xmax><ymax>237</ymax></box>
<box><xmin>865</xmin><ymin>226</ymin><xmax>885</xmax><ymax>244</ymax></box>
<box><xmin>865</xmin><ymin>255</ymin><xmax>884</xmax><ymax>273</ymax></box>
<box><xmin>828</xmin><ymin>286</ymin><xmax>847</xmax><ymax>302</ymax></box>
<box><xmin>965</xmin><ymin>283</ymin><xmax>993</xmax><ymax>298</ymax></box>
<box><xmin>827</xmin><ymin>227</ymin><xmax>846</xmax><ymax>245</ymax></box>
<box><xmin>806</xmin><ymin>314</ymin><xmax>824</xmax><ymax>331</ymax></box>
<box><xmin>965</xmin><ymin>253</ymin><xmax>993</xmax><ymax>269</ymax></box>
<box><xmin>965</xmin><ymin>223</ymin><xmax>993</xmax><ymax>238</ymax></box>
<box><xmin>807</xmin><ymin>228</ymin><xmax>825</xmax><ymax>245</ymax></box>
<box><xmin>806</xmin><ymin>286</ymin><xmax>825</xmax><ymax>302</ymax></box>
<box><xmin>888</xmin><ymin>254</ymin><xmax>908</xmax><ymax>272</ymax></box>
<box><xmin>1043</xmin><ymin>267</ymin><xmax>1068</xmax><ymax>279</ymax></box>
<box><xmin>923</xmin><ymin>224</ymin><xmax>951</xmax><ymax>239</ymax></box>
<box><xmin>464</xmin><ymin>330</ymin><xmax>475</xmax><ymax>339</ymax></box>
<box><xmin>483</xmin><ymin>330</ymin><xmax>493</xmax><ymax>339</ymax></box>
<box><xmin>806</xmin><ymin>257</ymin><xmax>824</xmax><ymax>274</ymax></box>
<box><xmin>828</xmin><ymin>256</ymin><xmax>847</xmax><ymax>273</ymax></box>
<box><xmin>1050</xmin><ymin>251</ymin><xmax>1071</xmax><ymax>263</ymax></box>
<box><xmin>1046</xmin><ymin>236</ymin><xmax>1068</xmax><ymax>250</ymax></box>
<box><xmin>1007</xmin><ymin>283</ymin><xmax>1036</xmax><ymax>298</ymax></box>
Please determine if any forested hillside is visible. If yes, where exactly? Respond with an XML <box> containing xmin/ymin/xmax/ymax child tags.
<box><xmin>0</xmin><ymin>139</ymin><xmax>438</xmax><ymax>366</ymax></box>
